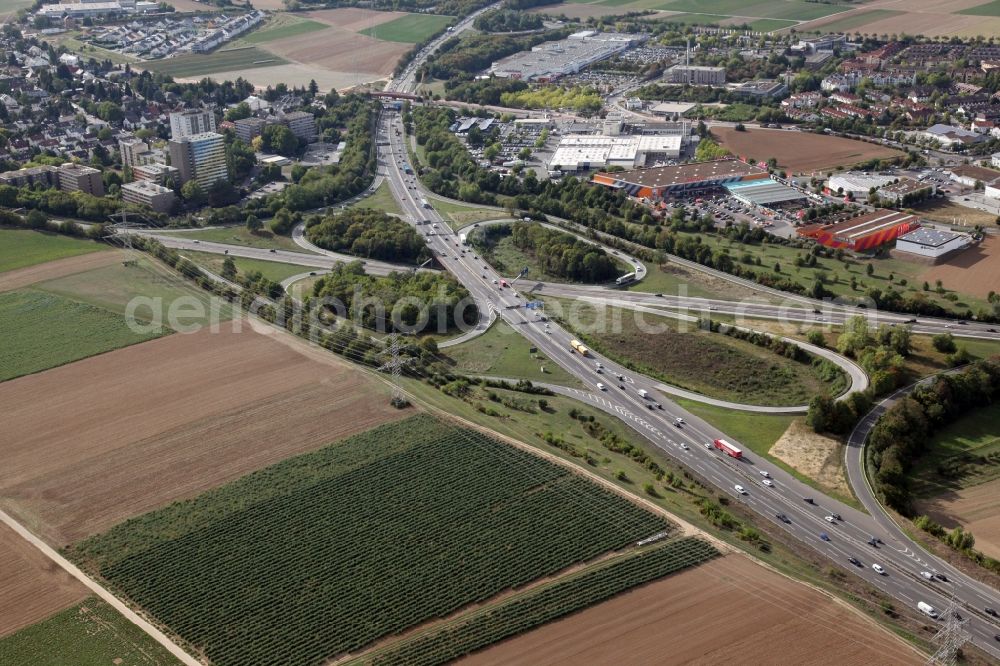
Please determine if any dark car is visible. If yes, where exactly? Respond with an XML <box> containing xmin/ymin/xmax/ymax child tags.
<box><xmin>986</xmin><ymin>607</ymin><xmax>998</xmax><ymax>617</ymax></box>
<box><xmin>868</xmin><ymin>537</ymin><xmax>878</xmax><ymax>547</ymax></box>
<box><xmin>848</xmin><ymin>556</ymin><xmax>861</xmax><ymax>567</ymax></box>
<box><xmin>804</xmin><ymin>497</ymin><xmax>815</xmax><ymax>504</ymax></box>
<box><xmin>831</xmin><ymin>513</ymin><xmax>842</xmax><ymax>521</ymax></box>
<box><xmin>820</xmin><ymin>532</ymin><xmax>830</xmax><ymax>542</ymax></box>
<box><xmin>776</xmin><ymin>513</ymin><xmax>790</xmax><ymax>523</ymax></box>
<box><xmin>934</xmin><ymin>573</ymin><xmax>948</xmax><ymax>582</ymax></box>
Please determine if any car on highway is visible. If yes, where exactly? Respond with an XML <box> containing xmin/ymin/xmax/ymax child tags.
<box><xmin>824</xmin><ymin>515</ymin><xmax>836</xmax><ymax>523</ymax></box>
<box><xmin>804</xmin><ymin>497</ymin><xmax>815</xmax><ymax>504</ymax></box>
<box><xmin>680</xmin><ymin>443</ymin><xmax>689</xmax><ymax>450</ymax></box>
<box><xmin>872</xmin><ymin>563</ymin><xmax>886</xmax><ymax>575</ymax></box>
<box><xmin>762</xmin><ymin>479</ymin><xmax>774</xmax><ymax>487</ymax></box>
<box><xmin>867</xmin><ymin>537</ymin><xmax>878</xmax><ymax>547</ymax></box>
<box><xmin>848</xmin><ymin>556</ymin><xmax>862</xmax><ymax>567</ymax></box>
<box><xmin>596</xmin><ymin>382</ymin><xmax>606</xmax><ymax>391</ymax></box>
<box><xmin>830</xmin><ymin>513</ymin><xmax>841</xmax><ymax>521</ymax></box>
<box><xmin>759</xmin><ymin>470</ymin><xmax>770</xmax><ymax>478</ymax></box>
<box><xmin>735</xmin><ymin>484</ymin><xmax>747</xmax><ymax>495</ymax></box>
<box><xmin>934</xmin><ymin>573</ymin><xmax>948</xmax><ymax>582</ymax></box>
<box><xmin>987</xmin><ymin>607</ymin><xmax>998</xmax><ymax>617</ymax></box>
<box><xmin>269</xmin><ymin>249</ymin><xmax>276</xmax><ymax>253</ymax></box>
<box><xmin>920</xmin><ymin>571</ymin><xmax>934</xmax><ymax>581</ymax></box>
<box><xmin>820</xmin><ymin>532</ymin><xmax>830</xmax><ymax>542</ymax></box>
<box><xmin>674</xmin><ymin>417</ymin><xmax>684</xmax><ymax>425</ymax></box>
<box><xmin>776</xmin><ymin>513</ymin><xmax>790</xmax><ymax>523</ymax></box>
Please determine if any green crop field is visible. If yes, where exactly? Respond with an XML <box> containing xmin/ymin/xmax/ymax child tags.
<box><xmin>549</xmin><ymin>300</ymin><xmax>845</xmax><ymax>407</ymax></box>
<box><xmin>0</xmin><ymin>229</ymin><xmax>105</xmax><ymax>273</ymax></box>
<box><xmin>70</xmin><ymin>414</ymin><xmax>669</xmax><ymax>666</ymax></box>
<box><xmin>958</xmin><ymin>0</ymin><xmax>1000</xmax><ymax>16</ymax></box>
<box><xmin>360</xmin><ymin>537</ymin><xmax>718</xmax><ymax>666</ymax></box>
<box><xmin>361</xmin><ymin>14</ymin><xmax>454</xmax><ymax>43</ymax></box>
<box><xmin>35</xmin><ymin>256</ymin><xmax>234</xmax><ymax>326</ymax></box>
<box><xmin>179</xmin><ymin>249</ymin><xmax>316</xmax><ymax>283</ymax></box>
<box><xmin>140</xmin><ymin>46</ymin><xmax>287</xmax><ymax>78</ymax></box>
<box><xmin>910</xmin><ymin>403</ymin><xmax>1000</xmax><ymax>496</ymax></box>
<box><xmin>240</xmin><ymin>16</ymin><xmax>328</xmax><ymax>44</ymax></box>
<box><xmin>0</xmin><ymin>0</ymin><xmax>35</xmax><ymax>13</ymax></box>
<box><xmin>0</xmin><ymin>290</ymin><xmax>166</xmax><ymax>382</ymax></box>
<box><xmin>0</xmin><ymin>597</ymin><xmax>180</xmax><ymax>666</ymax></box>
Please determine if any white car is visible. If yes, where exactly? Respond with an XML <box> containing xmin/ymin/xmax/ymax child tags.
<box><xmin>680</xmin><ymin>443</ymin><xmax>689</xmax><ymax>450</ymax></box>
<box><xmin>674</xmin><ymin>417</ymin><xmax>684</xmax><ymax>425</ymax></box>
<box><xmin>825</xmin><ymin>515</ymin><xmax>836</xmax><ymax>523</ymax></box>
<box><xmin>759</xmin><ymin>470</ymin><xmax>770</xmax><ymax>478</ymax></box>
<box><xmin>735</xmin><ymin>485</ymin><xmax>747</xmax><ymax>495</ymax></box>
<box><xmin>596</xmin><ymin>382</ymin><xmax>606</xmax><ymax>391</ymax></box>
<box><xmin>920</xmin><ymin>571</ymin><xmax>934</xmax><ymax>581</ymax></box>
<box><xmin>872</xmin><ymin>563</ymin><xmax>886</xmax><ymax>575</ymax></box>
<box><xmin>762</xmin><ymin>479</ymin><xmax>774</xmax><ymax>487</ymax></box>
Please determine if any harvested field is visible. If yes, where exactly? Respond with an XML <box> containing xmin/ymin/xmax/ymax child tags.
<box><xmin>920</xmin><ymin>235</ymin><xmax>1000</xmax><ymax>299</ymax></box>
<box><xmin>190</xmin><ymin>64</ymin><xmax>383</xmax><ymax>92</ymax></box>
<box><xmin>461</xmin><ymin>554</ymin><xmax>920</xmax><ymax>666</ymax></box>
<box><xmin>0</xmin><ymin>326</ymin><xmax>403</xmax><ymax>545</ymax></box>
<box><xmin>769</xmin><ymin>418</ymin><xmax>852</xmax><ymax>499</ymax></box>
<box><xmin>302</xmin><ymin>7</ymin><xmax>409</xmax><ymax>31</ymax></box>
<box><xmin>0</xmin><ymin>249</ymin><xmax>123</xmax><ymax>293</ymax></box>
<box><xmin>798</xmin><ymin>0</ymin><xmax>1000</xmax><ymax>37</ymax></box>
<box><xmin>918</xmin><ymin>478</ymin><xmax>1000</xmax><ymax>561</ymax></box>
<box><xmin>262</xmin><ymin>30</ymin><xmax>408</xmax><ymax>77</ymax></box>
<box><xmin>0</xmin><ymin>522</ymin><xmax>87</xmax><ymax>638</ymax></box>
<box><xmin>712</xmin><ymin>127</ymin><xmax>903</xmax><ymax>174</ymax></box>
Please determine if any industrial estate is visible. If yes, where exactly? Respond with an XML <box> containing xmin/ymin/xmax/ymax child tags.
<box><xmin>3</xmin><ymin>0</ymin><xmax>1000</xmax><ymax>663</ymax></box>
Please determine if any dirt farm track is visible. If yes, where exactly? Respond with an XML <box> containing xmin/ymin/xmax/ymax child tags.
<box><xmin>713</xmin><ymin>127</ymin><xmax>904</xmax><ymax>174</ymax></box>
<box><xmin>462</xmin><ymin>555</ymin><xmax>920</xmax><ymax>666</ymax></box>
<box><xmin>0</xmin><ymin>325</ymin><xmax>404</xmax><ymax>546</ymax></box>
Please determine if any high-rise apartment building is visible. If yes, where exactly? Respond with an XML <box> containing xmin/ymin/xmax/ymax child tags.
<box><xmin>169</xmin><ymin>108</ymin><xmax>217</xmax><ymax>139</ymax></box>
<box><xmin>168</xmin><ymin>132</ymin><xmax>229</xmax><ymax>189</ymax></box>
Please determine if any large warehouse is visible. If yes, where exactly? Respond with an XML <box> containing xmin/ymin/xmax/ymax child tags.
<box><xmin>797</xmin><ymin>209</ymin><xmax>920</xmax><ymax>251</ymax></box>
<box><xmin>549</xmin><ymin>135</ymin><xmax>682</xmax><ymax>172</ymax></box>
<box><xmin>725</xmin><ymin>179</ymin><xmax>809</xmax><ymax>209</ymax></box>
<box><xmin>490</xmin><ymin>32</ymin><xmax>644</xmax><ymax>82</ymax></box>
<box><xmin>591</xmin><ymin>158</ymin><xmax>769</xmax><ymax>199</ymax></box>
<box><xmin>893</xmin><ymin>227</ymin><xmax>971</xmax><ymax>262</ymax></box>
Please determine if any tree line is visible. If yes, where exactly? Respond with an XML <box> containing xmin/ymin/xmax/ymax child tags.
<box><xmin>310</xmin><ymin>261</ymin><xmax>478</xmax><ymax>334</ymax></box>
<box><xmin>506</xmin><ymin>221</ymin><xmax>620</xmax><ymax>283</ymax></box>
<box><xmin>473</xmin><ymin>9</ymin><xmax>543</xmax><ymax>32</ymax></box>
<box><xmin>867</xmin><ymin>356</ymin><xmax>1000</xmax><ymax>515</ymax></box>
<box><xmin>305</xmin><ymin>208</ymin><xmax>430</xmax><ymax>264</ymax></box>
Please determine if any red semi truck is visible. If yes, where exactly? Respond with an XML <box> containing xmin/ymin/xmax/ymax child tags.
<box><xmin>713</xmin><ymin>439</ymin><xmax>743</xmax><ymax>459</ymax></box>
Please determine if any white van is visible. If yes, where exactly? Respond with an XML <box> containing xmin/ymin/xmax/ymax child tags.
<box><xmin>637</xmin><ymin>389</ymin><xmax>649</xmax><ymax>399</ymax></box>
<box><xmin>918</xmin><ymin>601</ymin><xmax>939</xmax><ymax>619</ymax></box>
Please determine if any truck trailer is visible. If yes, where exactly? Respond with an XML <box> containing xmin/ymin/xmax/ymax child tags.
<box><xmin>570</xmin><ymin>339</ymin><xmax>590</xmax><ymax>356</ymax></box>
<box><xmin>713</xmin><ymin>439</ymin><xmax>743</xmax><ymax>459</ymax></box>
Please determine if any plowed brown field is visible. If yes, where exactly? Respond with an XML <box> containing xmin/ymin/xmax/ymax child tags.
<box><xmin>920</xmin><ymin>235</ymin><xmax>1000</xmax><ymax>299</ymax></box>
<box><xmin>713</xmin><ymin>127</ymin><xmax>903</xmax><ymax>174</ymax></box>
<box><xmin>0</xmin><ymin>325</ymin><xmax>405</xmax><ymax>546</ymax></box>
<box><xmin>0</xmin><ymin>522</ymin><xmax>87</xmax><ymax>637</ymax></box>
<box><xmin>461</xmin><ymin>555</ymin><xmax>920</xmax><ymax>666</ymax></box>
<box><xmin>918</xmin><ymin>478</ymin><xmax>1000</xmax><ymax>561</ymax></box>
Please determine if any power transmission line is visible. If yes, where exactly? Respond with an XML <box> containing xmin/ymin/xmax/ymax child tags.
<box><xmin>926</xmin><ymin>594</ymin><xmax>970</xmax><ymax>666</ymax></box>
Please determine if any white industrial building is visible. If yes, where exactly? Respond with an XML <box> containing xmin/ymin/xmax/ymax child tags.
<box><xmin>490</xmin><ymin>32</ymin><xmax>645</xmax><ymax>82</ymax></box>
<box><xmin>826</xmin><ymin>173</ymin><xmax>897</xmax><ymax>199</ymax></box>
<box><xmin>548</xmin><ymin>134</ymin><xmax>681</xmax><ymax>172</ymax></box>
<box><xmin>894</xmin><ymin>227</ymin><xmax>971</xmax><ymax>261</ymax></box>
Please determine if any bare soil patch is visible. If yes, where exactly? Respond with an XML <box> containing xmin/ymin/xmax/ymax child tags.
<box><xmin>712</xmin><ymin>127</ymin><xmax>903</xmax><ymax>174</ymax></box>
<box><xmin>185</xmin><ymin>64</ymin><xmax>384</xmax><ymax>92</ymax></box>
<box><xmin>770</xmin><ymin>419</ymin><xmax>853</xmax><ymax>499</ymax></box>
<box><xmin>264</xmin><ymin>29</ymin><xmax>408</xmax><ymax>75</ymax></box>
<box><xmin>0</xmin><ymin>522</ymin><xmax>88</xmax><ymax>637</ymax></box>
<box><xmin>919</xmin><ymin>235</ymin><xmax>1000</xmax><ymax>299</ymax></box>
<box><xmin>302</xmin><ymin>7</ymin><xmax>408</xmax><ymax>31</ymax></box>
<box><xmin>0</xmin><ymin>325</ymin><xmax>405</xmax><ymax>546</ymax></box>
<box><xmin>917</xmin><ymin>478</ymin><xmax>1000</xmax><ymax>561</ymax></box>
<box><xmin>0</xmin><ymin>250</ymin><xmax>124</xmax><ymax>293</ymax></box>
<box><xmin>461</xmin><ymin>554</ymin><xmax>920</xmax><ymax>666</ymax></box>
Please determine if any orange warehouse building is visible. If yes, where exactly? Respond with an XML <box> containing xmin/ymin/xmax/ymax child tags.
<box><xmin>591</xmin><ymin>158</ymin><xmax>770</xmax><ymax>200</ymax></box>
<box><xmin>797</xmin><ymin>210</ymin><xmax>919</xmax><ymax>251</ymax></box>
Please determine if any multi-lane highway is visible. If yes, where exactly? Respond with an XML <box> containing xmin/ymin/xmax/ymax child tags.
<box><xmin>378</xmin><ymin>41</ymin><xmax>1000</xmax><ymax>651</ymax></box>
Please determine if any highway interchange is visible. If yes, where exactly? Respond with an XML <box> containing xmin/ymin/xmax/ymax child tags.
<box><xmin>376</xmin><ymin>23</ymin><xmax>1000</xmax><ymax>657</ymax></box>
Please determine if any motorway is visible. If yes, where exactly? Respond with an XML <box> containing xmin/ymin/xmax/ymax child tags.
<box><xmin>380</xmin><ymin>44</ymin><xmax>1000</xmax><ymax>654</ymax></box>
